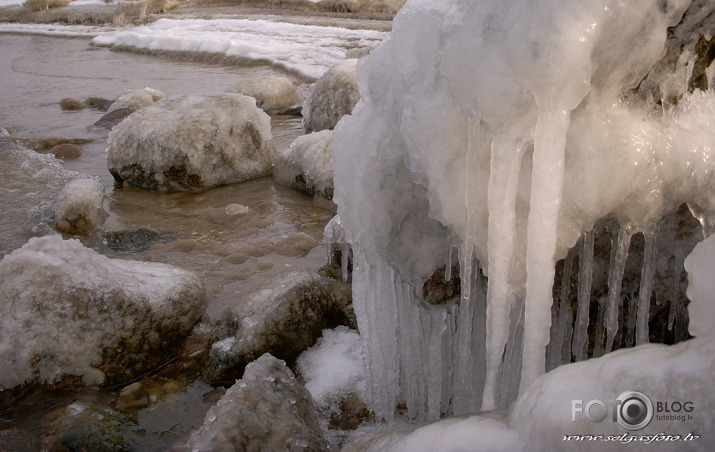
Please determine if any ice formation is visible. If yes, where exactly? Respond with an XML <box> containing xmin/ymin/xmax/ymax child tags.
<box><xmin>303</xmin><ymin>59</ymin><xmax>360</xmax><ymax>133</ymax></box>
<box><xmin>107</xmin><ymin>93</ymin><xmax>274</xmax><ymax>191</ymax></box>
<box><xmin>273</xmin><ymin>129</ymin><xmax>334</xmax><ymax>198</ymax></box>
<box><xmin>333</xmin><ymin>0</ymin><xmax>715</xmax><ymax>421</ymax></box>
<box><xmin>0</xmin><ymin>235</ymin><xmax>205</xmax><ymax>390</ymax></box>
<box><xmin>53</xmin><ymin>178</ymin><xmax>107</xmax><ymax>235</ymax></box>
<box><xmin>227</xmin><ymin>75</ymin><xmax>302</xmax><ymax>113</ymax></box>
<box><xmin>107</xmin><ymin>87</ymin><xmax>165</xmax><ymax>113</ymax></box>
<box><xmin>91</xmin><ymin>18</ymin><xmax>387</xmax><ymax>81</ymax></box>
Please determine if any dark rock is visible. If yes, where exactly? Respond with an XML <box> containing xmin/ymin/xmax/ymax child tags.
<box><xmin>86</xmin><ymin>95</ymin><xmax>114</xmax><ymax>112</ymax></box>
<box><xmin>187</xmin><ymin>354</ymin><xmax>327</xmax><ymax>452</ymax></box>
<box><xmin>8</xmin><ymin>136</ymin><xmax>93</xmax><ymax>152</ymax></box>
<box><xmin>93</xmin><ymin>108</ymin><xmax>133</xmax><ymax>130</ymax></box>
<box><xmin>277</xmin><ymin>105</ymin><xmax>303</xmax><ymax>116</ymax></box>
<box><xmin>103</xmin><ymin>227</ymin><xmax>179</xmax><ymax>253</ymax></box>
<box><xmin>50</xmin><ymin>143</ymin><xmax>83</xmax><ymax>160</ymax></box>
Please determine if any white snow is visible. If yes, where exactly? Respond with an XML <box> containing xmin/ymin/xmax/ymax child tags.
<box><xmin>296</xmin><ymin>326</ymin><xmax>365</xmax><ymax>408</ymax></box>
<box><xmin>0</xmin><ymin>235</ymin><xmax>205</xmax><ymax>390</ymax></box>
<box><xmin>53</xmin><ymin>178</ymin><xmax>107</xmax><ymax>235</ymax></box>
<box><xmin>0</xmin><ymin>22</ymin><xmax>114</xmax><ymax>37</ymax></box>
<box><xmin>91</xmin><ymin>18</ymin><xmax>387</xmax><ymax>81</ymax></box>
<box><xmin>273</xmin><ymin>129</ymin><xmax>334</xmax><ymax>197</ymax></box>
<box><xmin>333</xmin><ymin>0</ymin><xmax>714</xmax><ymax>421</ymax></box>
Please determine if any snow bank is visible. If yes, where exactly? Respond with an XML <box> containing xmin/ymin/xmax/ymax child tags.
<box><xmin>273</xmin><ymin>129</ymin><xmax>334</xmax><ymax>198</ymax></box>
<box><xmin>107</xmin><ymin>93</ymin><xmax>273</xmax><ymax>191</ymax></box>
<box><xmin>303</xmin><ymin>59</ymin><xmax>359</xmax><ymax>132</ymax></box>
<box><xmin>227</xmin><ymin>76</ymin><xmax>302</xmax><ymax>113</ymax></box>
<box><xmin>53</xmin><ymin>178</ymin><xmax>107</xmax><ymax>235</ymax></box>
<box><xmin>187</xmin><ymin>354</ymin><xmax>326</xmax><ymax>451</ymax></box>
<box><xmin>333</xmin><ymin>0</ymin><xmax>715</xmax><ymax>421</ymax></box>
<box><xmin>107</xmin><ymin>87</ymin><xmax>165</xmax><ymax>113</ymax></box>
<box><xmin>0</xmin><ymin>235</ymin><xmax>205</xmax><ymax>390</ymax></box>
<box><xmin>91</xmin><ymin>18</ymin><xmax>387</xmax><ymax>81</ymax></box>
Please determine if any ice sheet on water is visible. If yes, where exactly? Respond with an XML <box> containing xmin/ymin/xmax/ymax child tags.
<box><xmin>91</xmin><ymin>18</ymin><xmax>388</xmax><ymax>81</ymax></box>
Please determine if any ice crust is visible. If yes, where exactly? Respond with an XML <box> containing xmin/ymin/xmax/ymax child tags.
<box><xmin>227</xmin><ymin>75</ymin><xmax>302</xmax><ymax>113</ymax></box>
<box><xmin>303</xmin><ymin>59</ymin><xmax>359</xmax><ymax>133</ymax></box>
<box><xmin>107</xmin><ymin>93</ymin><xmax>274</xmax><ymax>191</ymax></box>
<box><xmin>333</xmin><ymin>0</ymin><xmax>715</xmax><ymax>421</ymax></box>
<box><xmin>107</xmin><ymin>87</ymin><xmax>165</xmax><ymax>113</ymax></box>
<box><xmin>0</xmin><ymin>235</ymin><xmax>205</xmax><ymax>390</ymax></box>
<box><xmin>273</xmin><ymin>129</ymin><xmax>334</xmax><ymax>198</ymax></box>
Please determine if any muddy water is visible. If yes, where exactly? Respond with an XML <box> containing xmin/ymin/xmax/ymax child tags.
<box><xmin>0</xmin><ymin>32</ymin><xmax>335</xmax><ymax>450</ymax></box>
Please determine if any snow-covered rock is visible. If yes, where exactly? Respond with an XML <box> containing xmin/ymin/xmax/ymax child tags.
<box><xmin>273</xmin><ymin>129</ymin><xmax>334</xmax><ymax>199</ymax></box>
<box><xmin>303</xmin><ymin>59</ymin><xmax>359</xmax><ymax>133</ymax></box>
<box><xmin>203</xmin><ymin>271</ymin><xmax>352</xmax><ymax>384</ymax></box>
<box><xmin>187</xmin><ymin>354</ymin><xmax>327</xmax><ymax>452</ymax></box>
<box><xmin>227</xmin><ymin>75</ymin><xmax>302</xmax><ymax>113</ymax></box>
<box><xmin>0</xmin><ymin>236</ymin><xmax>206</xmax><ymax>392</ymax></box>
<box><xmin>107</xmin><ymin>87</ymin><xmax>165</xmax><ymax>114</ymax></box>
<box><xmin>107</xmin><ymin>94</ymin><xmax>274</xmax><ymax>191</ymax></box>
<box><xmin>53</xmin><ymin>178</ymin><xmax>107</xmax><ymax>236</ymax></box>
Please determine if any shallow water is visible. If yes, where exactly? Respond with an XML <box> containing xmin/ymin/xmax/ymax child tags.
<box><xmin>0</xmin><ymin>31</ymin><xmax>335</xmax><ymax>449</ymax></box>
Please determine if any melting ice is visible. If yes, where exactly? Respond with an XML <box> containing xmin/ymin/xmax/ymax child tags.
<box><xmin>333</xmin><ymin>0</ymin><xmax>715</xmax><ymax>424</ymax></box>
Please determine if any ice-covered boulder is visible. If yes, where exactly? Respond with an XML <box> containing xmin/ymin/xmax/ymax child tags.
<box><xmin>0</xmin><ymin>236</ymin><xmax>206</xmax><ymax>392</ymax></box>
<box><xmin>107</xmin><ymin>94</ymin><xmax>274</xmax><ymax>191</ymax></box>
<box><xmin>203</xmin><ymin>271</ymin><xmax>352</xmax><ymax>384</ymax></box>
<box><xmin>227</xmin><ymin>75</ymin><xmax>302</xmax><ymax>114</ymax></box>
<box><xmin>187</xmin><ymin>354</ymin><xmax>327</xmax><ymax>452</ymax></box>
<box><xmin>273</xmin><ymin>129</ymin><xmax>334</xmax><ymax>199</ymax></box>
<box><xmin>23</xmin><ymin>0</ymin><xmax>72</xmax><ymax>12</ymax></box>
<box><xmin>107</xmin><ymin>87</ymin><xmax>165</xmax><ymax>114</ymax></box>
<box><xmin>303</xmin><ymin>59</ymin><xmax>359</xmax><ymax>133</ymax></box>
<box><xmin>53</xmin><ymin>178</ymin><xmax>107</xmax><ymax>236</ymax></box>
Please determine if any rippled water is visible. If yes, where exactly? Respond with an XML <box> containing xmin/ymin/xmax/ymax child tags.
<box><xmin>0</xmin><ymin>31</ymin><xmax>335</xmax><ymax>450</ymax></box>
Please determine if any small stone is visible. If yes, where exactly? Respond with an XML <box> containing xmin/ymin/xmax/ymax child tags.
<box><xmin>50</xmin><ymin>143</ymin><xmax>83</xmax><ymax>160</ymax></box>
<box><xmin>59</xmin><ymin>97</ymin><xmax>88</xmax><ymax>111</ymax></box>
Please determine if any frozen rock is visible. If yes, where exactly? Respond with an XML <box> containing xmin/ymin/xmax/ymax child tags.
<box><xmin>107</xmin><ymin>87</ymin><xmax>165</xmax><ymax>114</ymax></box>
<box><xmin>0</xmin><ymin>235</ymin><xmax>206</xmax><ymax>392</ymax></box>
<box><xmin>53</xmin><ymin>178</ymin><xmax>107</xmax><ymax>236</ymax></box>
<box><xmin>187</xmin><ymin>354</ymin><xmax>327</xmax><ymax>452</ymax></box>
<box><xmin>227</xmin><ymin>75</ymin><xmax>302</xmax><ymax>114</ymax></box>
<box><xmin>303</xmin><ymin>59</ymin><xmax>359</xmax><ymax>133</ymax></box>
<box><xmin>273</xmin><ymin>129</ymin><xmax>334</xmax><ymax>199</ymax></box>
<box><xmin>59</xmin><ymin>97</ymin><xmax>88</xmax><ymax>111</ymax></box>
<box><xmin>107</xmin><ymin>94</ymin><xmax>274</xmax><ymax>191</ymax></box>
<box><xmin>203</xmin><ymin>271</ymin><xmax>352</xmax><ymax>384</ymax></box>
<box><xmin>113</xmin><ymin>0</ymin><xmax>173</xmax><ymax>26</ymax></box>
<box><xmin>23</xmin><ymin>0</ymin><xmax>72</xmax><ymax>12</ymax></box>
<box><xmin>346</xmin><ymin>42</ymin><xmax>378</xmax><ymax>59</ymax></box>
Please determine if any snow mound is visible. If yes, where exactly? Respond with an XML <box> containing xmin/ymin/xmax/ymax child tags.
<box><xmin>303</xmin><ymin>59</ymin><xmax>359</xmax><ymax>133</ymax></box>
<box><xmin>107</xmin><ymin>87</ymin><xmax>165</xmax><ymax>114</ymax></box>
<box><xmin>273</xmin><ymin>129</ymin><xmax>334</xmax><ymax>198</ymax></box>
<box><xmin>107</xmin><ymin>93</ymin><xmax>274</xmax><ymax>191</ymax></box>
<box><xmin>53</xmin><ymin>178</ymin><xmax>107</xmax><ymax>236</ymax></box>
<box><xmin>227</xmin><ymin>76</ymin><xmax>302</xmax><ymax>113</ymax></box>
<box><xmin>0</xmin><ymin>235</ymin><xmax>205</xmax><ymax>391</ymax></box>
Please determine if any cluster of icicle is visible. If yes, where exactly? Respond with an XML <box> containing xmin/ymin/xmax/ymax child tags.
<box><xmin>332</xmin><ymin>0</ymin><xmax>715</xmax><ymax>422</ymax></box>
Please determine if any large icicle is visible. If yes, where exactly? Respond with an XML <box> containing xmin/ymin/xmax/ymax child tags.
<box><xmin>636</xmin><ymin>230</ymin><xmax>658</xmax><ymax>345</ymax></box>
<box><xmin>572</xmin><ymin>232</ymin><xmax>595</xmax><ymax>361</ymax></box>
<box><xmin>604</xmin><ymin>224</ymin><xmax>635</xmax><ymax>352</ymax></box>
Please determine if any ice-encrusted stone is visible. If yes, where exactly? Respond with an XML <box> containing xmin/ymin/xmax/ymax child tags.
<box><xmin>227</xmin><ymin>76</ymin><xmax>302</xmax><ymax>113</ymax></box>
<box><xmin>303</xmin><ymin>59</ymin><xmax>359</xmax><ymax>133</ymax></box>
<box><xmin>53</xmin><ymin>178</ymin><xmax>107</xmax><ymax>236</ymax></box>
<box><xmin>0</xmin><ymin>236</ymin><xmax>206</xmax><ymax>392</ymax></box>
<box><xmin>187</xmin><ymin>354</ymin><xmax>327</xmax><ymax>452</ymax></box>
<box><xmin>273</xmin><ymin>129</ymin><xmax>334</xmax><ymax>199</ymax></box>
<box><xmin>107</xmin><ymin>87</ymin><xmax>165</xmax><ymax>114</ymax></box>
<box><xmin>107</xmin><ymin>94</ymin><xmax>274</xmax><ymax>191</ymax></box>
